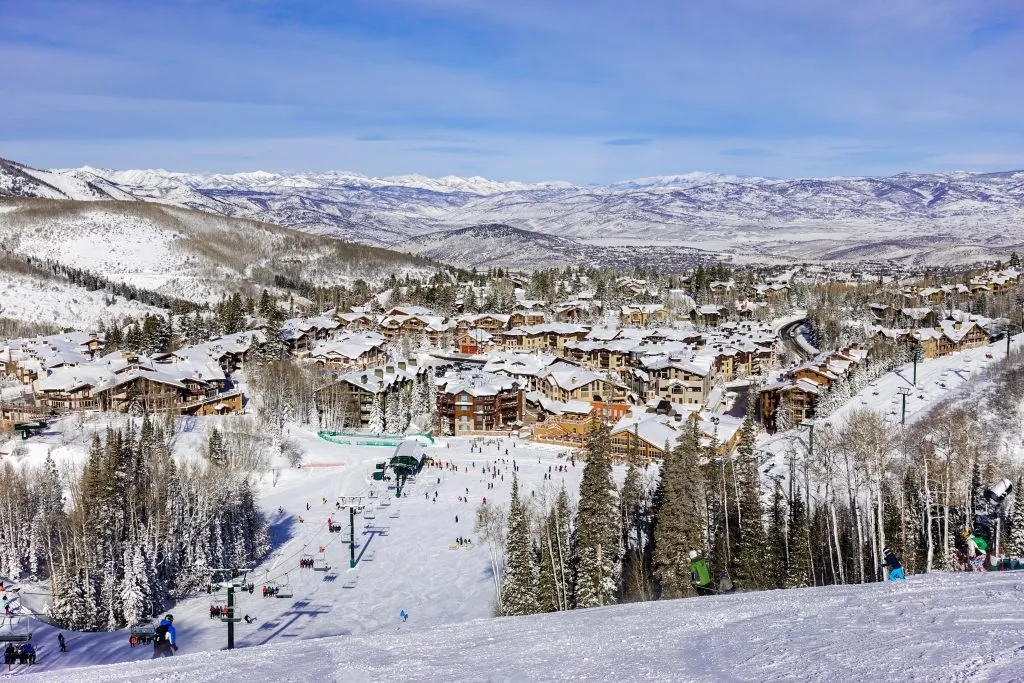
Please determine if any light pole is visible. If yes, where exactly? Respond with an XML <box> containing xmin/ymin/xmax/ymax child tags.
<box><xmin>897</xmin><ymin>386</ymin><xmax>912</xmax><ymax>426</ymax></box>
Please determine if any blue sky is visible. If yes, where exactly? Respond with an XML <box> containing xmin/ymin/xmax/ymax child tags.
<box><xmin>1</xmin><ymin>0</ymin><xmax>1022</xmax><ymax>182</ymax></box>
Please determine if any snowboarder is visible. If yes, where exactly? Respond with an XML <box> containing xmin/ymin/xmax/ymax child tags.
<box><xmin>882</xmin><ymin>548</ymin><xmax>905</xmax><ymax>580</ymax></box>
<box><xmin>963</xmin><ymin>531</ymin><xmax>988</xmax><ymax>572</ymax></box>
<box><xmin>689</xmin><ymin>550</ymin><xmax>714</xmax><ymax>596</ymax></box>
<box><xmin>152</xmin><ymin>614</ymin><xmax>177</xmax><ymax>658</ymax></box>
<box><xmin>399</xmin><ymin>609</ymin><xmax>408</xmax><ymax>622</ymax></box>
<box><xmin>244</xmin><ymin>615</ymin><xmax>256</xmax><ymax>624</ymax></box>
<box><xmin>58</xmin><ymin>633</ymin><xmax>66</xmax><ymax>652</ymax></box>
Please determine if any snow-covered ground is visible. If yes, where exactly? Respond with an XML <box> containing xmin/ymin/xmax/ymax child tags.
<box><xmin>0</xmin><ymin>423</ymin><xmax>585</xmax><ymax>678</ymax></box>
<box><xmin>760</xmin><ymin>333</ymin><xmax>1024</xmax><ymax>469</ymax></box>
<box><xmin>18</xmin><ymin>568</ymin><xmax>1024</xmax><ymax>681</ymax></box>
<box><xmin>0</xmin><ymin>275</ymin><xmax>160</xmax><ymax>329</ymax></box>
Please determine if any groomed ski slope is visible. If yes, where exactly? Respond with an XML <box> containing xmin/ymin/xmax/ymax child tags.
<box><xmin>1</xmin><ymin>428</ymin><xmax>590</xmax><ymax>678</ymax></box>
<box><xmin>17</xmin><ymin>570</ymin><xmax>1024</xmax><ymax>682</ymax></box>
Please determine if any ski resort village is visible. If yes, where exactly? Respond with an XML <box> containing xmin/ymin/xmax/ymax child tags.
<box><xmin>0</xmin><ymin>217</ymin><xmax>1023</xmax><ymax>681</ymax></box>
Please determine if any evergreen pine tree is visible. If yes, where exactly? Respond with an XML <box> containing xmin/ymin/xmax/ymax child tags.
<box><xmin>572</xmin><ymin>424</ymin><xmax>621</xmax><ymax>608</ymax></box>
<box><xmin>367</xmin><ymin>395</ymin><xmax>385</xmax><ymax>434</ymax></box>
<box><xmin>651</xmin><ymin>422</ymin><xmax>704</xmax><ymax>599</ymax></box>
<box><xmin>785</xmin><ymin>491</ymin><xmax>812</xmax><ymax>588</ymax></box>
<box><xmin>1006</xmin><ymin>478</ymin><xmax>1024</xmax><ymax>557</ymax></box>
<box><xmin>732</xmin><ymin>415</ymin><xmax>768</xmax><ymax>589</ymax></box>
<box><xmin>207</xmin><ymin>427</ymin><xmax>226</xmax><ymax>464</ymax></box>
<box><xmin>500</xmin><ymin>474</ymin><xmax>540</xmax><ymax>616</ymax></box>
<box><xmin>766</xmin><ymin>485</ymin><xmax>788</xmax><ymax>589</ymax></box>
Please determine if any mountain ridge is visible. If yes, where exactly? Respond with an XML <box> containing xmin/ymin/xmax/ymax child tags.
<box><xmin>5</xmin><ymin>156</ymin><xmax>1024</xmax><ymax>269</ymax></box>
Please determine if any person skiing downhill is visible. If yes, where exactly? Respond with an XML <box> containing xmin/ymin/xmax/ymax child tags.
<box><xmin>689</xmin><ymin>550</ymin><xmax>714</xmax><ymax>596</ymax></box>
<box><xmin>963</xmin><ymin>531</ymin><xmax>988</xmax><ymax>572</ymax></box>
<box><xmin>152</xmin><ymin>614</ymin><xmax>177</xmax><ymax>658</ymax></box>
<box><xmin>882</xmin><ymin>548</ymin><xmax>905</xmax><ymax>580</ymax></box>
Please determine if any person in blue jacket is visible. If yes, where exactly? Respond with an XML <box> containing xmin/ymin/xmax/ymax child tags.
<box><xmin>152</xmin><ymin>614</ymin><xmax>177</xmax><ymax>658</ymax></box>
<box><xmin>882</xmin><ymin>548</ymin><xmax>905</xmax><ymax>580</ymax></box>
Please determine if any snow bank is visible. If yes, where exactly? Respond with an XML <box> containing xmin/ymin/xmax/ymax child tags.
<box><xmin>21</xmin><ymin>571</ymin><xmax>1024</xmax><ymax>682</ymax></box>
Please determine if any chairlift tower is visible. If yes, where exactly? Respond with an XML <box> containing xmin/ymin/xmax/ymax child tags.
<box><xmin>208</xmin><ymin>567</ymin><xmax>253</xmax><ymax>650</ymax></box>
<box><xmin>897</xmin><ymin>387</ymin><xmax>912</xmax><ymax>426</ymax></box>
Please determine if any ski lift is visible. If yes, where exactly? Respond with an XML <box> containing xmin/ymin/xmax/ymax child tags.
<box><xmin>363</xmin><ymin>508</ymin><xmax>376</xmax><ymax>520</ymax></box>
<box><xmin>275</xmin><ymin>574</ymin><xmax>294</xmax><ymax>598</ymax></box>
<box><xmin>130</xmin><ymin>625</ymin><xmax>156</xmax><ymax>645</ymax></box>
<box><xmin>209</xmin><ymin>600</ymin><xmax>228</xmax><ymax>620</ymax></box>
<box><xmin>219</xmin><ymin>605</ymin><xmax>242</xmax><ymax>623</ymax></box>
<box><xmin>313</xmin><ymin>552</ymin><xmax>330</xmax><ymax>572</ymax></box>
<box><xmin>0</xmin><ymin>615</ymin><xmax>32</xmax><ymax>644</ymax></box>
<box><xmin>300</xmin><ymin>553</ymin><xmax>315</xmax><ymax>569</ymax></box>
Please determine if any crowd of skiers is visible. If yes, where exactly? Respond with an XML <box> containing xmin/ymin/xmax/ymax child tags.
<box><xmin>3</xmin><ymin>643</ymin><xmax>35</xmax><ymax>665</ymax></box>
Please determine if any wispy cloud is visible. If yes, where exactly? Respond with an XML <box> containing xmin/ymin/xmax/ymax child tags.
<box><xmin>604</xmin><ymin>138</ymin><xmax>652</xmax><ymax>147</ymax></box>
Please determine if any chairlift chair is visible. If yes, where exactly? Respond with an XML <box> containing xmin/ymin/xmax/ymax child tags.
<box><xmin>0</xmin><ymin>615</ymin><xmax>32</xmax><ymax>644</ymax></box>
<box><xmin>300</xmin><ymin>553</ymin><xmax>315</xmax><ymax>569</ymax></box>
<box><xmin>275</xmin><ymin>574</ymin><xmax>294</xmax><ymax>598</ymax></box>
<box><xmin>313</xmin><ymin>553</ymin><xmax>330</xmax><ymax>572</ymax></box>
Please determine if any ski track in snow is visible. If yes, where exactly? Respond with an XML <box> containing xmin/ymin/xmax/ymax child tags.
<box><xmin>0</xmin><ymin>427</ymin><xmax>585</xmax><ymax>680</ymax></box>
<box><xmin>12</xmin><ymin>571</ymin><xmax>1024</xmax><ymax>682</ymax></box>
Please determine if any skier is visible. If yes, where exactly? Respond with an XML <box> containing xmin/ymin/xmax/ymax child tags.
<box><xmin>963</xmin><ymin>530</ymin><xmax>988</xmax><ymax>572</ymax></box>
<box><xmin>882</xmin><ymin>547</ymin><xmax>905</xmax><ymax>580</ymax></box>
<box><xmin>399</xmin><ymin>609</ymin><xmax>408</xmax><ymax>622</ymax></box>
<box><xmin>717</xmin><ymin>571</ymin><xmax>734</xmax><ymax>593</ymax></box>
<box><xmin>22</xmin><ymin>642</ymin><xmax>35</xmax><ymax>665</ymax></box>
<box><xmin>689</xmin><ymin>550</ymin><xmax>714</xmax><ymax>596</ymax></box>
<box><xmin>58</xmin><ymin>633</ymin><xmax>66</xmax><ymax>653</ymax></box>
<box><xmin>152</xmin><ymin>614</ymin><xmax>177</xmax><ymax>658</ymax></box>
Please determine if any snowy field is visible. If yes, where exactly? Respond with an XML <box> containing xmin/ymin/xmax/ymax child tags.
<box><xmin>0</xmin><ymin>425</ymin><xmax>586</xmax><ymax>678</ymax></box>
<box><xmin>0</xmin><ymin>275</ymin><xmax>161</xmax><ymax>329</ymax></box>
<box><xmin>760</xmin><ymin>332</ymin><xmax>1024</xmax><ymax>470</ymax></box>
<box><xmin>16</xmin><ymin>570</ymin><xmax>1024</xmax><ymax>682</ymax></box>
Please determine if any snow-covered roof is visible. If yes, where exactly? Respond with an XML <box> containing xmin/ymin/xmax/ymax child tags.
<box><xmin>437</xmin><ymin>370</ymin><xmax>521</xmax><ymax>397</ymax></box>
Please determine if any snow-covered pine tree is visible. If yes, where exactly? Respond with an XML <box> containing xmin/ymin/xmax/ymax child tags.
<box><xmin>500</xmin><ymin>474</ymin><xmax>539</xmax><ymax>616</ymax></box>
<box><xmin>732</xmin><ymin>415</ymin><xmax>768</xmax><ymax>589</ymax></box>
<box><xmin>785</xmin><ymin>491</ymin><xmax>812</xmax><ymax>588</ymax></box>
<box><xmin>397</xmin><ymin>386</ymin><xmax>411</xmax><ymax>433</ymax></box>
<box><xmin>368</xmin><ymin>395</ymin><xmax>385</xmax><ymax>434</ymax></box>
<box><xmin>207</xmin><ymin>427</ymin><xmax>226</xmax><ymax>464</ymax></box>
<box><xmin>1006</xmin><ymin>479</ymin><xmax>1024</xmax><ymax>557</ymax></box>
<box><xmin>384</xmin><ymin>390</ymin><xmax>402</xmax><ymax>434</ymax></box>
<box><xmin>572</xmin><ymin>424</ymin><xmax>621</xmax><ymax>608</ymax></box>
<box><xmin>119</xmin><ymin>542</ymin><xmax>151</xmax><ymax>627</ymax></box>
<box><xmin>651</xmin><ymin>422</ymin><xmax>704</xmax><ymax>599</ymax></box>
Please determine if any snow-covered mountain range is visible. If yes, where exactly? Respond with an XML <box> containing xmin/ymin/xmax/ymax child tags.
<box><xmin>4</xmin><ymin>156</ymin><xmax>1024</xmax><ymax>269</ymax></box>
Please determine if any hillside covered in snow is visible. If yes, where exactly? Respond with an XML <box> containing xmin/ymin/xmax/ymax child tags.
<box><xmin>5</xmin><ymin>157</ymin><xmax>1024</xmax><ymax>269</ymax></box>
<box><xmin>0</xmin><ymin>198</ymin><xmax>436</xmax><ymax>304</ymax></box>
<box><xmin>21</xmin><ymin>569</ymin><xmax>1024</xmax><ymax>682</ymax></box>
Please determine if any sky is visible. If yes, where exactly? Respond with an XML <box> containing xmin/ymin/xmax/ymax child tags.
<box><xmin>1</xmin><ymin>0</ymin><xmax>1022</xmax><ymax>182</ymax></box>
